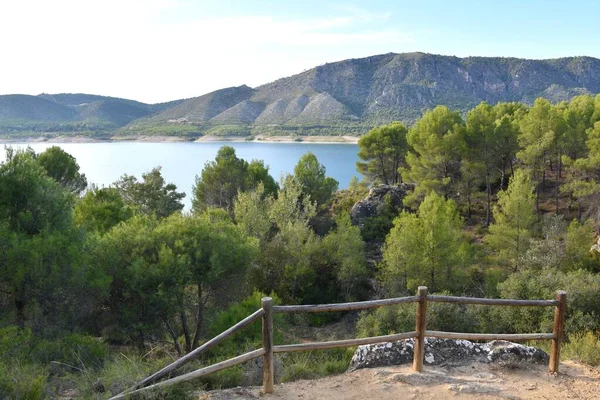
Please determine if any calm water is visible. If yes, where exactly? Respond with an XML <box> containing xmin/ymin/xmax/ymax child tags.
<box><xmin>1</xmin><ymin>142</ymin><xmax>360</xmax><ymax>209</ymax></box>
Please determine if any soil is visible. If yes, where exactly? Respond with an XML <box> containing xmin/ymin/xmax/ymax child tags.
<box><xmin>200</xmin><ymin>361</ymin><xmax>600</xmax><ymax>400</ymax></box>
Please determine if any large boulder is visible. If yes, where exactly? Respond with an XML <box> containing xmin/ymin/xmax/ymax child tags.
<box><xmin>350</xmin><ymin>184</ymin><xmax>413</xmax><ymax>227</ymax></box>
<box><xmin>349</xmin><ymin>338</ymin><xmax>549</xmax><ymax>371</ymax></box>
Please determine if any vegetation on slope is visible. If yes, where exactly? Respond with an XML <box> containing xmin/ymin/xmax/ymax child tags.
<box><xmin>2</xmin><ymin>93</ymin><xmax>600</xmax><ymax>397</ymax></box>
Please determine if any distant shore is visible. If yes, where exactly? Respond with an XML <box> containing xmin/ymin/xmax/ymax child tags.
<box><xmin>0</xmin><ymin>134</ymin><xmax>359</xmax><ymax>145</ymax></box>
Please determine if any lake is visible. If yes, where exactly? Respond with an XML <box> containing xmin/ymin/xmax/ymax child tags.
<box><xmin>0</xmin><ymin>142</ymin><xmax>360</xmax><ymax>209</ymax></box>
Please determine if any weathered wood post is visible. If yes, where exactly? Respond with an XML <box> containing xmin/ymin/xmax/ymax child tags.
<box><xmin>413</xmin><ymin>286</ymin><xmax>428</xmax><ymax>372</ymax></box>
<box><xmin>549</xmin><ymin>290</ymin><xmax>567</xmax><ymax>373</ymax></box>
<box><xmin>261</xmin><ymin>297</ymin><xmax>274</xmax><ymax>393</ymax></box>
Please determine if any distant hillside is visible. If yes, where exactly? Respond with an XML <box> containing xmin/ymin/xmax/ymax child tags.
<box><xmin>3</xmin><ymin>52</ymin><xmax>600</xmax><ymax>138</ymax></box>
<box><xmin>0</xmin><ymin>93</ymin><xmax>184</xmax><ymax>137</ymax></box>
<box><xmin>123</xmin><ymin>52</ymin><xmax>600</xmax><ymax>137</ymax></box>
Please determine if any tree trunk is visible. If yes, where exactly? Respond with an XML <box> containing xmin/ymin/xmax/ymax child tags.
<box><xmin>165</xmin><ymin>320</ymin><xmax>183</xmax><ymax>356</ymax></box>
<box><xmin>542</xmin><ymin>169</ymin><xmax>546</xmax><ymax>191</ymax></box>
<box><xmin>500</xmin><ymin>160</ymin><xmax>507</xmax><ymax>189</ymax></box>
<box><xmin>191</xmin><ymin>284</ymin><xmax>204</xmax><ymax>350</ymax></box>
<box><xmin>485</xmin><ymin>171</ymin><xmax>491</xmax><ymax>227</ymax></box>
<box><xmin>555</xmin><ymin>154</ymin><xmax>561</xmax><ymax>214</ymax></box>
<box><xmin>180</xmin><ymin>312</ymin><xmax>192</xmax><ymax>353</ymax></box>
<box><xmin>467</xmin><ymin>191</ymin><xmax>472</xmax><ymax>219</ymax></box>
<box><xmin>15</xmin><ymin>298</ymin><xmax>25</xmax><ymax>330</ymax></box>
<box><xmin>535</xmin><ymin>184</ymin><xmax>540</xmax><ymax>215</ymax></box>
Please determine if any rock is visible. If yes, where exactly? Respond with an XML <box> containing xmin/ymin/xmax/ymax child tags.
<box><xmin>447</xmin><ymin>383</ymin><xmax>500</xmax><ymax>394</ymax></box>
<box><xmin>590</xmin><ymin>237</ymin><xmax>600</xmax><ymax>256</ymax></box>
<box><xmin>350</xmin><ymin>184</ymin><xmax>413</xmax><ymax>227</ymax></box>
<box><xmin>484</xmin><ymin>340</ymin><xmax>549</xmax><ymax>365</ymax></box>
<box><xmin>349</xmin><ymin>339</ymin><xmax>414</xmax><ymax>371</ymax></box>
<box><xmin>92</xmin><ymin>378</ymin><xmax>106</xmax><ymax>393</ymax></box>
<box><xmin>349</xmin><ymin>338</ymin><xmax>549</xmax><ymax>371</ymax></box>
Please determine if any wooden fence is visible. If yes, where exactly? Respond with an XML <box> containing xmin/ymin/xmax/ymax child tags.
<box><xmin>110</xmin><ymin>287</ymin><xmax>566</xmax><ymax>399</ymax></box>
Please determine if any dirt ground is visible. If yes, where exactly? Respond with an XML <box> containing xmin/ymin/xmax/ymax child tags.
<box><xmin>201</xmin><ymin>361</ymin><xmax>600</xmax><ymax>400</ymax></box>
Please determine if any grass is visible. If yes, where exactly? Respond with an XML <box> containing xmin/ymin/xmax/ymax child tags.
<box><xmin>562</xmin><ymin>331</ymin><xmax>600</xmax><ymax>367</ymax></box>
<box><xmin>280</xmin><ymin>348</ymin><xmax>354</xmax><ymax>383</ymax></box>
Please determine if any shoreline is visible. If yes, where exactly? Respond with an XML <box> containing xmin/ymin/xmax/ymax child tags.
<box><xmin>0</xmin><ymin>134</ymin><xmax>359</xmax><ymax>145</ymax></box>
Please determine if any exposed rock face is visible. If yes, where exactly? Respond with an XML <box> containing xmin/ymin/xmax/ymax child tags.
<box><xmin>350</xmin><ymin>184</ymin><xmax>413</xmax><ymax>227</ymax></box>
<box><xmin>146</xmin><ymin>53</ymin><xmax>600</xmax><ymax>130</ymax></box>
<box><xmin>590</xmin><ymin>236</ymin><xmax>600</xmax><ymax>256</ymax></box>
<box><xmin>349</xmin><ymin>338</ymin><xmax>549</xmax><ymax>371</ymax></box>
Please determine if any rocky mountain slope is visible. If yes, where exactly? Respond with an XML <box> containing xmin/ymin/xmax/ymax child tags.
<box><xmin>124</xmin><ymin>52</ymin><xmax>600</xmax><ymax>137</ymax></box>
<box><xmin>3</xmin><ymin>52</ymin><xmax>600</xmax><ymax>138</ymax></box>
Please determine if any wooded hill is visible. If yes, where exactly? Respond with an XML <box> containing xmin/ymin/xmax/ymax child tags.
<box><xmin>2</xmin><ymin>52</ymin><xmax>600</xmax><ymax>138</ymax></box>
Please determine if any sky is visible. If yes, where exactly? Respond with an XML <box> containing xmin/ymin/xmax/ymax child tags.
<box><xmin>1</xmin><ymin>0</ymin><xmax>599</xmax><ymax>104</ymax></box>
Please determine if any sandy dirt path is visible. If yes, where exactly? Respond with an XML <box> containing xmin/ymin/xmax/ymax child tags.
<box><xmin>201</xmin><ymin>361</ymin><xmax>600</xmax><ymax>400</ymax></box>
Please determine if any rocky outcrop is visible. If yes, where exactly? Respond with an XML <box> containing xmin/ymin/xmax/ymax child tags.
<box><xmin>349</xmin><ymin>338</ymin><xmax>549</xmax><ymax>371</ymax></box>
<box><xmin>350</xmin><ymin>184</ymin><xmax>413</xmax><ymax>227</ymax></box>
<box><xmin>590</xmin><ymin>236</ymin><xmax>600</xmax><ymax>256</ymax></box>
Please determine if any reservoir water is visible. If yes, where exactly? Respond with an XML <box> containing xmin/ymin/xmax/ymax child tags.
<box><xmin>1</xmin><ymin>141</ymin><xmax>360</xmax><ymax>209</ymax></box>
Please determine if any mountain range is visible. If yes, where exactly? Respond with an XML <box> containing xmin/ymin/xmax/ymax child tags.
<box><xmin>2</xmin><ymin>52</ymin><xmax>600</xmax><ymax>138</ymax></box>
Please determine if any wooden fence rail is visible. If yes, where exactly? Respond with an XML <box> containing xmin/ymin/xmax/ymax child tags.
<box><xmin>110</xmin><ymin>287</ymin><xmax>566</xmax><ymax>399</ymax></box>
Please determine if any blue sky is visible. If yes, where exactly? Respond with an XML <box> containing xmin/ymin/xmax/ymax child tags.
<box><xmin>1</xmin><ymin>0</ymin><xmax>598</xmax><ymax>103</ymax></box>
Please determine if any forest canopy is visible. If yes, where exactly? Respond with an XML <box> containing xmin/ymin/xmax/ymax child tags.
<box><xmin>2</xmin><ymin>94</ymin><xmax>600</xmax><ymax>397</ymax></box>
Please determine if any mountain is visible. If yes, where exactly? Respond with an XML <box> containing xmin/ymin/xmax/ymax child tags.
<box><xmin>0</xmin><ymin>93</ymin><xmax>184</xmax><ymax>136</ymax></box>
<box><xmin>124</xmin><ymin>52</ymin><xmax>600</xmax><ymax>137</ymax></box>
<box><xmin>3</xmin><ymin>53</ymin><xmax>600</xmax><ymax>138</ymax></box>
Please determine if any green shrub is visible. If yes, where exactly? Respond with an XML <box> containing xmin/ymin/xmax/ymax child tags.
<box><xmin>357</xmin><ymin>295</ymin><xmax>480</xmax><ymax>338</ymax></box>
<box><xmin>360</xmin><ymin>215</ymin><xmax>395</xmax><ymax>242</ymax></box>
<box><xmin>0</xmin><ymin>360</ymin><xmax>46</xmax><ymax>400</ymax></box>
<box><xmin>0</xmin><ymin>327</ymin><xmax>107</xmax><ymax>370</ymax></box>
<box><xmin>207</xmin><ymin>291</ymin><xmax>285</xmax><ymax>358</ymax></box>
<box><xmin>30</xmin><ymin>334</ymin><xmax>107</xmax><ymax>370</ymax></box>
<box><xmin>498</xmin><ymin>268</ymin><xmax>600</xmax><ymax>334</ymax></box>
<box><xmin>562</xmin><ymin>331</ymin><xmax>600</xmax><ymax>366</ymax></box>
<box><xmin>281</xmin><ymin>349</ymin><xmax>352</xmax><ymax>383</ymax></box>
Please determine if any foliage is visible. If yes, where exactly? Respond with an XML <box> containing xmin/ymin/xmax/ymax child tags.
<box><xmin>0</xmin><ymin>147</ymin><xmax>74</xmax><ymax>235</ymax></box>
<box><xmin>293</xmin><ymin>152</ymin><xmax>339</xmax><ymax>208</ymax></box>
<box><xmin>193</xmin><ymin>146</ymin><xmax>277</xmax><ymax>213</ymax></box>
<box><xmin>356</xmin><ymin>299</ymin><xmax>479</xmax><ymax>338</ymax></box>
<box><xmin>0</xmin><ymin>360</ymin><xmax>46</xmax><ymax>400</ymax></box>
<box><xmin>401</xmin><ymin>106</ymin><xmax>465</xmax><ymax>205</ymax></box>
<box><xmin>379</xmin><ymin>192</ymin><xmax>472</xmax><ymax>293</ymax></box>
<box><xmin>207</xmin><ymin>291</ymin><xmax>284</xmax><ymax>357</ymax></box>
<box><xmin>36</xmin><ymin>146</ymin><xmax>88</xmax><ymax>194</ymax></box>
<box><xmin>330</xmin><ymin>180</ymin><xmax>369</xmax><ymax>216</ymax></box>
<box><xmin>498</xmin><ymin>268</ymin><xmax>600</xmax><ymax>334</ymax></box>
<box><xmin>464</xmin><ymin>102</ymin><xmax>522</xmax><ymax>224</ymax></box>
<box><xmin>74</xmin><ymin>187</ymin><xmax>134</xmax><ymax>234</ymax></box>
<box><xmin>92</xmin><ymin>213</ymin><xmax>258</xmax><ymax>352</ymax></box>
<box><xmin>280</xmin><ymin>349</ymin><xmax>353</xmax><ymax>383</ymax></box>
<box><xmin>356</xmin><ymin>122</ymin><xmax>408</xmax><ymax>185</ymax></box>
<box><xmin>321</xmin><ymin>214</ymin><xmax>369</xmax><ymax>300</ymax></box>
<box><xmin>487</xmin><ymin>169</ymin><xmax>537</xmax><ymax>271</ymax></box>
<box><xmin>561</xmin><ymin>331</ymin><xmax>600</xmax><ymax>367</ymax></box>
<box><xmin>114</xmin><ymin>166</ymin><xmax>185</xmax><ymax>218</ymax></box>
<box><xmin>4</xmin><ymin>95</ymin><xmax>600</xmax><ymax>397</ymax></box>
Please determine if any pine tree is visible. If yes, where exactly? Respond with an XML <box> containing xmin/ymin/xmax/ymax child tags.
<box><xmin>487</xmin><ymin>169</ymin><xmax>537</xmax><ymax>272</ymax></box>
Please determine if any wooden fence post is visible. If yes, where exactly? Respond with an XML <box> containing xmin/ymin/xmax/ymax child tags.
<box><xmin>549</xmin><ymin>291</ymin><xmax>567</xmax><ymax>373</ymax></box>
<box><xmin>261</xmin><ymin>297</ymin><xmax>274</xmax><ymax>393</ymax></box>
<box><xmin>413</xmin><ymin>286</ymin><xmax>428</xmax><ymax>372</ymax></box>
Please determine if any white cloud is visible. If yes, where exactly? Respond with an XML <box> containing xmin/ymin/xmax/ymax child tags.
<box><xmin>0</xmin><ymin>1</ymin><xmax>413</xmax><ymax>103</ymax></box>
